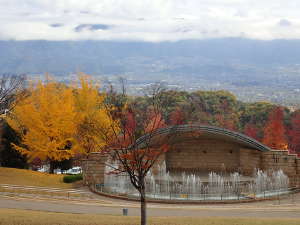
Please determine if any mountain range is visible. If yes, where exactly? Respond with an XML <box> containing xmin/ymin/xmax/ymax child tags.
<box><xmin>1</xmin><ymin>38</ymin><xmax>300</xmax><ymax>106</ymax></box>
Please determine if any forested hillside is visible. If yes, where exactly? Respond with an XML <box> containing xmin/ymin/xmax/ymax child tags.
<box><xmin>129</xmin><ymin>89</ymin><xmax>298</xmax><ymax>154</ymax></box>
<box><xmin>2</xmin><ymin>84</ymin><xmax>300</xmax><ymax>170</ymax></box>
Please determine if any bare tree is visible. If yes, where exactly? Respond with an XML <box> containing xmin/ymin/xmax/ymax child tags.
<box><xmin>0</xmin><ymin>74</ymin><xmax>26</xmax><ymax>115</ymax></box>
<box><xmin>101</xmin><ymin>83</ymin><xmax>173</xmax><ymax>225</ymax></box>
<box><xmin>0</xmin><ymin>74</ymin><xmax>26</xmax><ymax>166</ymax></box>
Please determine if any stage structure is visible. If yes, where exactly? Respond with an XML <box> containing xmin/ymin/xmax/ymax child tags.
<box><xmin>83</xmin><ymin>125</ymin><xmax>300</xmax><ymax>201</ymax></box>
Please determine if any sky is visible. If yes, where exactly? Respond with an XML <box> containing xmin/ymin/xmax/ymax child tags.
<box><xmin>0</xmin><ymin>0</ymin><xmax>299</xmax><ymax>42</ymax></box>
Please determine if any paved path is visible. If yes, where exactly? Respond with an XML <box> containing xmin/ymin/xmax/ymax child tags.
<box><xmin>1</xmin><ymin>194</ymin><xmax>300</xmax><ymax>218</ymax></box>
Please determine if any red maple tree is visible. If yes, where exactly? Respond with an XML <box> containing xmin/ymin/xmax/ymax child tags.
<box><xmin>262</xmin><ymin>107</ymin><xmax>288</xmax><ymax>150</ymax></box>
<box><xmin>102</xmin><ymin>85</ymin><xmax>172</xmax><ymax>225</ymax></box>
<box><xmin>145</xmin><ymin>110</ymin><xmax>166</xmax><ymax>132</ymax></box>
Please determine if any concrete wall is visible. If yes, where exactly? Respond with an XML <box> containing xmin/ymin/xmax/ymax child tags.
<box><xmin>166</xmin><ymin>139</ymin><xmax>240</xmax><ymax>173</ymax></box>
<box><xmin>82</xmin><ymin>153</ymin><xmax>107</xmax><ymax>186</ymax></box>
<box><xmin>239</xmin><ymin>148</ymin><xmax>262</xmax><ymax>176</ymax></box>
<box><xmin>262</xmin><ymin>150</ymin><xmax>300</xmax><ymax>187</ymax></box>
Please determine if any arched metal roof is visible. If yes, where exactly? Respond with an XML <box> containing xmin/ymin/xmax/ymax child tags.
<box><xmin>135</xmin><ymin>124</ymin><xmax>271</xmax><ymax>152</ymax></box>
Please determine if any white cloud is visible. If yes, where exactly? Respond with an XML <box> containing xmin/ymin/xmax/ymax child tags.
<box><xmin>0</xmin><ymin>0</ymin><xmax>299</xmax><ymax>41</ymax></box>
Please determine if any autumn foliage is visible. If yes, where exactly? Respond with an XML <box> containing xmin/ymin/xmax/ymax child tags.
<box><xmin>108</xmin><ymin>107</ymin><xmax>168</xmax><ymax>166</ymax></box>
<box><xmin>169</xmin><ymin>107</ymin><xmax>185</xmax><ymax>125</ymax></box>
<box><xmin>6</xmin><ymin>76</ymin><xmax>117</xmax><ymax>172</ymax></box>
<box><xmin>102</xmin><ymin>84</ymin><xmax>172</xmax><ymax>225</ymax></box>
<box><xmin>144</xmin><ymin>110</ymin><xmax>166</xmax><ymax>133</ymax></box>
<box><xmin>215</xmin><ymin>113</ymin><xmax>236</xmax><ymax>131</ymax></box>
<box><xmin>7</xmin><ymin>80</ymin><xmax>78</xmax><ymax>163</ymax></box>
<box><xmin>244</xmin><ymin>123</ymin><xmax>260</xmax><ymax>141</ymax></box>
<box><xmin>74</xmin><ymin>76</ymin><xmax>118</xmax><ymax>154</ymax></box>
<box><xmin>262</xmin><ymin>107</ymin><xmax>288</xmax><ymax>150</ymax></box>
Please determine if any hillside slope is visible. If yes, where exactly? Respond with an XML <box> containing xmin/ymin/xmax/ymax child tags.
<box><xmin>0</xmin><ymin>167</ymin><xmax>72</xmax><ymax>188</ymax></box>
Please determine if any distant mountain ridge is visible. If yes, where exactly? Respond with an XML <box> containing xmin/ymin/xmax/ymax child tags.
<box><xmin>1</xmin><ymin>38</ymin><xmax>300</xmax><ymax>74</ymax></box>
<box><xmin>2</xmin><ymin>38</ymin><xmax>300</xmax><ymax>106</ymax></box>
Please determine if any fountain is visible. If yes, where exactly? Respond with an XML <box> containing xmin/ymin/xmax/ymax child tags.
<box><xmin>101</xmin><ymin>160</ymin><xmax>290</xmax><ymax>201</ymax></box>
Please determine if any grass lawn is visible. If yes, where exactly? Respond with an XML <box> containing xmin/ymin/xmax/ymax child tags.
<box><xmin>0</xmin><ymin>167</ymin><xmax>72</xmax><ymax>188</ymax></box>
<box><xmin>0</xmin><ymin>209</ymin><xmax>299</xmax><ymax>225</ymax></box>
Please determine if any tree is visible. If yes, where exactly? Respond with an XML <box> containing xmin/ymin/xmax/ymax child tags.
<box><xmin>6</xmin><ymin>80</ymin><xmax>79</xmax><ymax>173</ymax></box>
<box><xmin>238</xmin><ymin>101</ymin><xmax>274</xmax><ymax>134</ymax></box>
<box><xmin>288</xmin><ymin>111</ymin><xmax>300</xmax><ymax>156</ymax></box>
<box><xmin>0</xmin><ymin>74</ymin><xmax>26</xmax><ymax>115</ymax></box>
<box><xmin>262</xmin><ymin>107</ymin><xmax>288</xmax><ymax>150</ymax></box>
<box><xmin>0</xmin><ymin>120</ymin><xmax>27</xmax><ymax>168</ymax></box>
<box><xmin>244</xmin><ymin>123</ymin><xmax>260</xmax><ymax>141</ymax></box>
<box><xmin>101</xmin><ymin>84</ymin><xmax>172</xmax><ymax>225</ymax></box>
<box><xmin>0</xmin><ymin>74</ymin><xmax>26</xmax><ymax>164</ymax></box>
<box><xmin>215</xmin><ymin>113</ymin><xmax>237</xmax><ymax>131</ymax></box>
<box><xmin>74</xmin><ymin>75</ymin><xmax>118</xmax><ymax>155</ymax></box>
<box><xmin>6</xmin><ymin>76</ymin><xmax>117</xmax><ymax>173</ymax></box>
<box><xmin>169</xmin><ymin>107</ymin><xmax>185</xmax><ymax>125</ymax></box>
<box><xmin>183</xmin><ymin>90</ymin><xmax>240</xmax><ymax>127</ymax></box>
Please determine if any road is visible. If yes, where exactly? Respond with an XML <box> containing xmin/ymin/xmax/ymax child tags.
<box><xmin>0</xmin><ymin>193</ymin><xmax>300</xmax><ymax>218</ymax></box>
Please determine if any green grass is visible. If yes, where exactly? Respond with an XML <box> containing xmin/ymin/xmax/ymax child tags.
<box><xmin>0</xmin><ymin>208</ymin><xmax>299</xmax><ymax>225</ymax></box>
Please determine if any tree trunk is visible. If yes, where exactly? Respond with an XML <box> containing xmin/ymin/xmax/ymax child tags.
<box><xmin>140</xmin><ymin>187</ymin><xmax>147</xmax><ymax>225</ymax></box>
<box><xmin>49</xmin><ymin>161</ymin><xmax>55</xmax><ymax>174</ymax></box>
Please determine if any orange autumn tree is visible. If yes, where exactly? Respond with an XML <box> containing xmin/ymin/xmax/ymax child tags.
<box><xmin>101</xmin><ymin>84</ymin><xmax>172</xmax><ymax>225</ymax></box>
<box><xmin>74</xmin><ymin>75</ymin><xmax>118</xmax><ymax>154</ymax></box>
<box><xmin>7</xmin><ymin>80</ymin><xmax>79</xmax><ymax>173</ymax></box>
<box><xmin>7</xmin><ymin>76</ymin><xmax>117</xmax><ymax>173</ymax></box>
<box><xmin>262</xmin><ymin>107</ymin><xmax>288</xmax><ymax>150</ymax></box>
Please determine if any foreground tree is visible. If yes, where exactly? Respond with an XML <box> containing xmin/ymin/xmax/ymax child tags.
<box><xmin>102</xmin><ymin>84</ymin><xmax>172</xmax><ymax>225</ymax></box>
<box><xmin>262</xmin><ymin>107</ymin><xmax>288</xmax><ymax>150</ymax></box>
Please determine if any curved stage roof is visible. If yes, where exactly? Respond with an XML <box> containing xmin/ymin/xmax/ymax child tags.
<box><xmin>136</xmin><ymin>124</ymin><xmax>271</xmax><ymax>152</ymax></box>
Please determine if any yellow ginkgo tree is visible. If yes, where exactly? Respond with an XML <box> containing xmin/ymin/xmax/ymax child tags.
<box><xmin>7</xmin><ymin>76</ymin><xmax>118</xmax><ymax>173</ymax></box>
<box><xmin>74</xmin><ymin>75</ymin><xmax>118</xmax><ymax>154</ymax></box>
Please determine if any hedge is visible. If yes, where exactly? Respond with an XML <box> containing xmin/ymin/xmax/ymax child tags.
<box><xmin>63</xmin><ymin>174</ymin><xmax>83</xmax><ymax>183</ymax></box>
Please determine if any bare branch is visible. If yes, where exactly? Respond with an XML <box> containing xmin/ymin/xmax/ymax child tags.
<box><xmin>0</xmin><ymin>74</ymin><xmax>26</xmax><ymax>115</ymax></box>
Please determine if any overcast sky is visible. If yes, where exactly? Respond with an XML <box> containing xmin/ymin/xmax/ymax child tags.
<box><xmin>0</xmin><ymin>0</ymin><xmax>299</xmax><ymax>42</ymax></box>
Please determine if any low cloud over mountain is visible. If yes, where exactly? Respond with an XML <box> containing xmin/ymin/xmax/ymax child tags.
<box><xmin>74</xmin><ymin>24</ymin><xmax>111</xmax><ymax>32</ymax></box>
<box><xmin>1</xmin><ymin>0</ymin><xmax>300</xmax><ymax>41</ymax></box>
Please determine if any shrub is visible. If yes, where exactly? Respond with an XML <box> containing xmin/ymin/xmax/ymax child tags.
<box><xmin>63</xmin><ymin>174</ymin><xmax>83</xmax><ymax>183</ymax></box>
